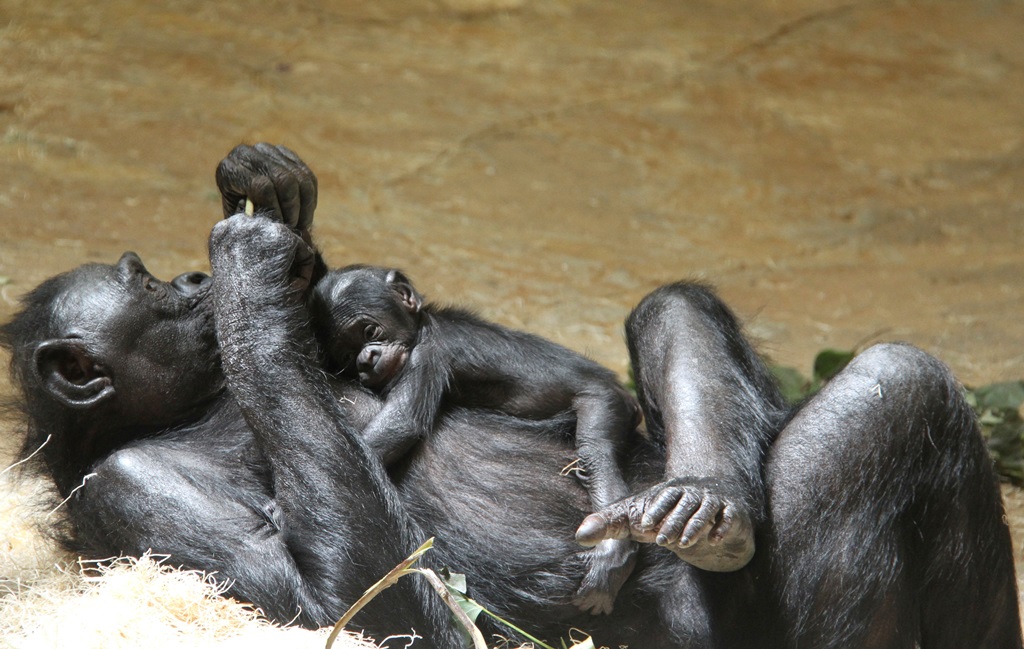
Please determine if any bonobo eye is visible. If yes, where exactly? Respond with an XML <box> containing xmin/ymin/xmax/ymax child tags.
<box><xmin>364</xmin><ymin>324</ymin><xmax>384</xmax><ymax>341</ymax></box>
<box><xmin>142</xmin><ymin>275</ymin><xmax>168</xmax><ymax>298</ymax></box>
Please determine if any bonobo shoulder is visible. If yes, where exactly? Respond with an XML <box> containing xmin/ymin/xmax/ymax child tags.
<box><xmin>89</xmin><ymin>445</ymin><xmax>167</xmax><ymax>492</ymax></box>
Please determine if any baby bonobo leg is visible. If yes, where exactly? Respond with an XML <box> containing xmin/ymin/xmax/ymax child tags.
<box><xmin>571</xmin><ymin>383</ymin><xmax>641</xmax><ymax>615</ymax></box>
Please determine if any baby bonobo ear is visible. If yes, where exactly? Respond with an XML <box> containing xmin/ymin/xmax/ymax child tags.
<box><xmin>32</xmin><ymin>339</ymin><xmax>115</xmax><ymax>410</ymax></box>
<box><xmin>385</xmin><ymin>269</ymin><xmax>423</xmax><ymax>314</ymax></box>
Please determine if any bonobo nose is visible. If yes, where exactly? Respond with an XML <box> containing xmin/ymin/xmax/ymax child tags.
<box><xmin>357</xmin><ymin>347</ymin><xmax>380</xmax><ymax>372</ymax></box>
<box><xmin>171</xmin><ymin>271</ymin><xmax>211</xmax><ymax>298</ymax></box>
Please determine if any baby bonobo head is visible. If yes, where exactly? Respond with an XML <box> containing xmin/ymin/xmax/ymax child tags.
<box><xmin>312</xmin><ymin>265</ymin><xmax>422</xmax><ymax>390</ymax></box>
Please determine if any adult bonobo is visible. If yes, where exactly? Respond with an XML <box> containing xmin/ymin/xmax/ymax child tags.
<box><xmin>1</xmin><ymin>143</ymin><xmax>1020</xmax><ymax>648</ymax></box>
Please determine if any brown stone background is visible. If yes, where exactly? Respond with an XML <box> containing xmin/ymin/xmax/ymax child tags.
<box><xmin>1</xmin><ymin>0</ymin><xmax>1022</xmax><ymax>613</ymax></box>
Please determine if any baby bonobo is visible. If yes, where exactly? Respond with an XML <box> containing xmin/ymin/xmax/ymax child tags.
<box><xmin>312</xmin><ymin>265</ymin><xmax>641</xmax><ymax>615</ymax></box>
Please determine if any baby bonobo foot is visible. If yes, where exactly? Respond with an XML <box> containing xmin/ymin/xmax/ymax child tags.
<box><xmin>572</xmin><ymin>538</ymin><xmax>638</xmax><ymax>615</ymax></box>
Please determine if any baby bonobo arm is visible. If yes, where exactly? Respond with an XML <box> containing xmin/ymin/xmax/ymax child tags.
<box><xmin>361</xmin><ymin>351</ymin><xmax>446</xmax><ymax>465</ymax></box>
<box><xmin>570</xmin><ymin>377</ymin><xmax>641</xmax><ymax>615</ymax></box>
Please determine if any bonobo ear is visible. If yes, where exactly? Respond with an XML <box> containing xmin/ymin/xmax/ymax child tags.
<box><xmin>385</xmin><ymin>269</ymin><xmax>422</xmax><ymax>314</ymax></box>
<box><xmin>33</xmin><ymin>339</ymin><xmax>115</xmax><ymax>410</ymax></box>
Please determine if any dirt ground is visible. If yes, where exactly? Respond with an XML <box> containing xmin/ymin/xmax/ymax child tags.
<box><xmin>1</xmin><ymin>0</ymin><xmax>1023</xmax><ymax>620</ymax></box>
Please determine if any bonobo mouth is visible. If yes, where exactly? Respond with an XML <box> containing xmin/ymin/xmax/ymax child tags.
<box><xmin>187</xmin><ymin>284</ymin><xmax>213</xmax><ymax>311</ymax></box>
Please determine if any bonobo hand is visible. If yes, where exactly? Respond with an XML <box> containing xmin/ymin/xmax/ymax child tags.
<box><xmin>209</xmin><ymin>214</ymin><xmax>315</xmax><ymax>300</ymax></box>
<box><xmin>215</xmin><ymin>143</ymin><xmax>318</xmax><ymax>234</ymax></box>
<box><xmin>576</xmin><ymin>478</ymin><xmax>755</xmax><ymax>572</ymax></box>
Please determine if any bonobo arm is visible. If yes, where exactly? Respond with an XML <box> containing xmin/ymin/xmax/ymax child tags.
<box><xmin>70</xmin><ymin>430</ymin><xmax>345</xmax><ymax>627</ymax></box>
<box><xmin>207</xmin><ymin>213</ymin><xmax>459</xmax><ymax>642</ymax></box>
<box><xmin>579</xmin><ymin>282</ymin><xmax>786</xmax><ymax>571</ymax></box>
<box><xmin>361</xmin><ymin>352</ymin><xmax>447</xmax><ymax>465</ymax></box>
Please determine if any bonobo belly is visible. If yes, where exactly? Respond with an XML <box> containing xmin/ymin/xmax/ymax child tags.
<box><xmin>391</xmin><ymin>409</ymin><xmax>703</xmax><ymax>648</ymax></box>
<box><xmin>394</xmin><ymin>408</ymin><xmax>593</xmax><ymax>592</ymax></box>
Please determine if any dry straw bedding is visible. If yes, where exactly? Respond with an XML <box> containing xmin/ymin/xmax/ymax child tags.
<box><xmin>0</xmin><ymin>471</ymin><xmax>377</xmax><ymax>649</ymax></box>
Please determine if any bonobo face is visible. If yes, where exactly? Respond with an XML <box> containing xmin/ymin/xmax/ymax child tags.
<box><xmin>337</xmin><ymin>318</ymin><xmax>411</xmax><ymax>390</ymax></box>
<box><xmin>42</xmin><ymin>251</ymin><xmax>221</xmax><ymax>426</ymax></box>
<box><xmin>313</xmin><ymin>266</ymin><xmax>421</xmax><ymax>391</ymax></box>
<box><xmin>324</xmin><ymin>300</ymin><xmax>415</xmax><ymax>391</ymax></box>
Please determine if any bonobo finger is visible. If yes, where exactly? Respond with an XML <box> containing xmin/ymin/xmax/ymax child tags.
<box><xmin>296</xmin><ymin>169</ymin><xmax>317</xmax><ymax>232</ymax></box>
<box><xmin>640</xmin><ymin>485</ymin><xmax>683</xmax><ymax>530</ymax></box>
<box><xmin>254</xmin><ymin>143</ymin><xmax>303</xmax><ymax>179</ymax></box>
<box><xmin>253</xmin><ymin>144</ymin><xmax>315</xmax><ymax>229</ymax></box>
<box><xmin>577</xmin><ymin>503</ymin><xmax>645</xmax><ymax>546</ymax></box>
<box><xmin>253</xmin><ymin>141</ymin><xmax>287</xmax><ymax>161</ymax></box>
<box><xmin>216</xmin><ymin>157</ymin><xmax>249</xmax><ymax>219</ymax></box>
<box><xmin>273</xmin><ymin>143</ymin><xmax>305</xmax><ymax>166</ymax></box>
<box><xmin>709</xmin><ymin>504</ymin><xmax>735</xmax><ymax>545</ymax></box>
<box><xmin>248</xmin><ymin>176</ymin><xmax>284</xmax><ymax>222</ymax></box>
<box><xmin>576</xmin><ymin>513</ymin><xmax>616</xmax><ymax>547</ymax></box>
<box><xmin>655</xmin><ymin>491</ymin><xmax>701</xmax><ymax>546</ymax></box>
<box><xmin>268</xmin><ymin>144</ymin><xmax>317</xmax><ymax>230</ymax></box>
<box><xmin>274</xmin><ymin>175</ymin><xmax>303</xmax><ymax>228</ymax></box>
<box><xmin>217</xmin><ymin>145</ymin><xmax>278</xmax><ymax>216</ymax></box>
<box><xmin>679</xmin><ymin>499</ymin><xmax>720</xmax><ymax>548</ymax></box>
<box><xmin>289</xmin><ymin>240</ymin><xmax>316</xmax><ymax>293</ymax></box>
<box><xmin>270</xmin><ymin>143</ymin><xmax>305</xmax><ymax>170</ymax></box>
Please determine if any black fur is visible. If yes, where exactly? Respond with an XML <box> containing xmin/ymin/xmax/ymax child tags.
<box><xmin>311</xmin><ymin>264</ymin><xmax>643</xmax><ymax>614</ymax></box>
<box><xmin>1</xmin><ymin>144</ymin><xmax>1019</xmax><ymax>648</ymax></box>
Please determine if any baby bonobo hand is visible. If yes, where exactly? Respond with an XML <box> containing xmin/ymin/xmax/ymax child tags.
<box><xmin>576</xmin><ymin>478</ymin><xmax>755</xmax><ymax>573</ymax></box>
<box><xmin>572</xmin><ymin>538</ymin><xmax>638</xmax><ymax>615</ymax></box>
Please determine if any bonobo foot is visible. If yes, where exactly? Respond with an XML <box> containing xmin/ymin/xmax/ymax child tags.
<box><xmin>576</xmin><ymin>478</ymin><xmax>755</xmax><ymax>572</ymax></box>
<box><xmin>572</xmin><ymin>538</ymin><xmax>638</xmax><ymax>615</ymax></box>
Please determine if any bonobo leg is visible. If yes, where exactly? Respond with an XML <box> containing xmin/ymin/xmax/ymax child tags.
<box><xmin>762</xmin><ymin>343</ymin><xmax>1022</xmax><ymax>648</ymax></box>
<box><xmin>578</xmin><ymin>281</ymin><xmax>787</xmax><ymax>571</ymax></box>
<box><xmin>575</xmin><ymin>282</ymin><xmax>787</xmax><ymax>644</ymax></box>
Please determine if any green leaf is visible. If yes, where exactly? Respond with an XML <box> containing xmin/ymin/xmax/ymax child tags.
<box><xmin>812</xmin><ymin>349</ymin><xmax>856</xmax><ymax>384</ymax></box>
<box><xmin>972</xmin><ymin>381</ymin><xmax>1024</xmax><ymax>411</ymax></box>
<box><xmin>770</xmin><ymin>365</ymin><xmax>812</xmax><ymax>404</ymax></box>
<box><xmin>441</xmin><ymin>570</ymin><xmax>468</xmax><ymax>595</ymax></box>
<box><xmin>439</xmin><ymin>570</ymin><xmax>483</xmax><ymax>625</ymax></box>
<box><xmin>980</xmin><ymin>410</ymin><xmax>1007</xmax><ymax>426</ymax></box>
<box><xmin>964</xmin><ymin>389</ymin><xmax>978</xmax><ymax>409</ymax></box>
<box><xmin>453</xmin><ymin>594</ymin><xmax>484</xmax><ymax>626</ymax></box>
<box><xmin>971</xmin><ymin>382</ymin><xmax>1024</xmax><ymax>486</ymax></box>
<box><xmin>451</xmin><ymin>589</ymin><xmax>484</xmax><ymax>624</ymax></box>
